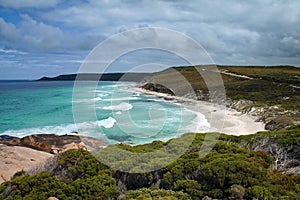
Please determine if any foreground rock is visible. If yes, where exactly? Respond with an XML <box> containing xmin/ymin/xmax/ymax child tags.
<box><xmin>0</xmin><ymin>144</ymin><xmax>53</xmax><ymax>184</ymax></box>
<box><xmin>0</xmin><ymin>134</ymin><xmax>107</xmax><ymax>183</ymax></box>
<box><xmin>0</xmin><ymin>134</ymin><xmax>107</xmax><ymax>154</ymax></box>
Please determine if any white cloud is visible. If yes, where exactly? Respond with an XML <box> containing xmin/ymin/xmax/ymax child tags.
<box><xmin>0</xmin><ymin>18</ymin><xmax>20</xmax><ymax>48</ymax></box>
<box><xmin>0</xmin><ymin>15</ymin><xmax>104</xmax><ymax>52</ymax></box>
<box><xmin>0</xmin><ymin>49</ymin><xmax>26</xmax><ymax>55</ymax></box>
<box><xmin>39</xmin><ymin>0</ymin><xmax>300</xmax><ymax>59</ymax></box>
<box><xmin>0</xmin><ymin>50</ymin><xmax>86</xmax><ymax>79</ymax></box>
<box><xmin>0</xmin><ymin>0</ymin><xmax>300</xmax><ymax>79</ymax></box>
<box><xmin>0</xmin><ymin>0</ymin><xmax>61</xmax><ymax>8</ymax></box>
<box><xmin>19</xmin><ymin>14</ymin><xmax>65</xmax><ymax>51</ymax></box>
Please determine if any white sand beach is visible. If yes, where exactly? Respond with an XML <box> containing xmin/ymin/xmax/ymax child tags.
<box><xmin>134</xmin><ymin>88</ymin><xmax>266</xmax><ymax>136</ymax></box>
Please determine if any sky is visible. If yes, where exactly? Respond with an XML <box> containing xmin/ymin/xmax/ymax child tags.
<box><xmin>0</xmin><ymin>0</ymin><xmax>300</xmax><ymax>79</ymax></box>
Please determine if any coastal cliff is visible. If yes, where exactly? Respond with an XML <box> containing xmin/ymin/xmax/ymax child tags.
<box><xmin>223</xmin><ymin>126</ymin><xmax>300</xmax><ymax>174</ymax></box>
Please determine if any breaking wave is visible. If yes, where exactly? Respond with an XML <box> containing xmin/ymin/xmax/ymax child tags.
<box><xmin>103</xmin><ymin>102</ymin><xmax>133</xmax><ymax>111</ymax></box>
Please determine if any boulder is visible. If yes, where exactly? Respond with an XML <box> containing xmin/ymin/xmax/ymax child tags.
<box><xmin>47</xmin><ymin>197</ymin><xmax>59</xmax><ymax>200</ymax></box>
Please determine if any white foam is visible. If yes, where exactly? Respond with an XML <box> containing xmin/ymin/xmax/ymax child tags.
<box><xmin>96</xmin><ymin>117</ymin><xmax>116</xmax><ymax>128</ymax></box>
<box><xmin>147</xmin><ymin>98</ymin><xmax>168</xmax><ymax>102</ymax></box>
<box><xmin>133</xmin><ymin>92</ymin><xmax>140</xmax><ymax>97</ymax></box>
<box><xmin>91</xmin><ymin>97</ymin><xmax>102</xmax><ymax>101</ymax></box>
<box><xmin>73</xmin><ymin>97</ymin><xmax>102</xmax><ymax>103</ymax></box>
<box><xmin>1</xmin><ymin>117</ymin><xmax>117</xmax><ymax>138</ymax></box>
<box><xmin>97</xmin><ymin>93</ymin><xmax>109</xmax><ymax>97</ymax></box>
<box><xmin>72</xmin><ymin>99</ymin><xmax>91</xmax><ymax>103</ymax></box>
<box><xmin>180</xmin><ymin>109</ymin><xmax>211</xmax><ymax>133</ymax></box>
<box><xmin>1</xmin><ymin>124</ymin><xmax>79</xmax><ymax>138</ymax></box>
<box><xmin>103</xmin><ymin>102</ymin><xmax>133</xmax><ymax>111</ymax></box>
<box><xmin>75</xmin><ymin>117</ymin><xmax>116</xmax><ymax>129</ymax></box>
<box><xmin>93</xmin><ymin>90</ymin><xmax>104</xmax><ymax>93</ymax></box>
<box><xmin>93</xmin><ymin>90</ymin><xmax>109</xmax><ymax>97</ymax></box>
<box><xmin>101</xmin><ymin>97</ymin><xmax>140</xmax><ymax>101</ymax></box>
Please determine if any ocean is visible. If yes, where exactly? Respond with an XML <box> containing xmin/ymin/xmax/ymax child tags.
<box><xmin>0</xmin><ymin>81</ymin><xmax>211</xmax><ymax>145</ymax></box>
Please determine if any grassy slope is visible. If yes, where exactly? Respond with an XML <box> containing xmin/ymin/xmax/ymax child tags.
<box><xmin>218</xmin><ymin>66</ymin><xmax>300</xmax><ymax>108</ymax></box>
<box><xmin>172</xmin><ymin>65</ymin><xmax>300</xmax><ymax>108</ymax></box>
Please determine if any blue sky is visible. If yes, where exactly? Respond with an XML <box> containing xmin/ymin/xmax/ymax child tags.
<box><xmin>0</xmin><ymin>0</ymin><xmax>300</xmax><ymax>79</ymax></box>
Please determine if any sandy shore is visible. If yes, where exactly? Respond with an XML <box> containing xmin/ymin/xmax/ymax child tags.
<box><xmin>134</xmin><ymin>87</ymin><xmax>266</xmax><ymax>135</ymax></box>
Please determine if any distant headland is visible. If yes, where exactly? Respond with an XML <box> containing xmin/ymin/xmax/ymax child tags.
<box><xmin>36</xmin><ymin>72</ymin><xmax>151</xmax><ymax>82</ymax></box>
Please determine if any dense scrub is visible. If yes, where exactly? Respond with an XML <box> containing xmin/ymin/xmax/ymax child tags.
<box><xmin>220</xmin><ymin>66</ymin><xmax>300</xmax><ymax>111</ymax></box>
<box><xmin>1</xmin><ymin>127</ymin><xmax>300</xmax><ymax>199</ymax></box>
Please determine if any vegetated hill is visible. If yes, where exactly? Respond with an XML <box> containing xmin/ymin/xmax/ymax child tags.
<box><xmin>1</xmin><ymin>127</ymin><xmax>299</xmax><ymax>199</ymax></box>
<box><xmin>37</xmin><ymin>72</ymin><xmax>151</xmax><ymax>82</ymax></box>
<box><xmin>140</xmin><ymin>65</ymin><xmax>300</xmax><ymax>131</ymax></box>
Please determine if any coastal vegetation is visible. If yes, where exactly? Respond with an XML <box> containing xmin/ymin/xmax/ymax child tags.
<box><xmin>1</xmin><ymin>126</ymin><xmax>299</xmax><ymax>199</ymax></box>
<box><xmin>163</xmin><ymin>65</ymin><xmax>300</xmax><ymax>108</ymax></box>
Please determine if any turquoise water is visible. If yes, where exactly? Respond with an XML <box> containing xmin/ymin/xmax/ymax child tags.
<box><xmin>0</xmin><ymin>81</ymin><xmax>210</xmax><ymax>145</ymax></box>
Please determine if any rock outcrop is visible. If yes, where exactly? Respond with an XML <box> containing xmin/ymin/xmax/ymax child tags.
<box><xmin>228</xmin><ymin>99</ymin><xmax>297</xmax><ymax>131</ymax></box>
<box><xmin>0</xmin><ymin>134</ymin><xmax>107</xmax><ymax>183</ymax></box>
<box><xmin>0</xmin><ymin>134</ymin><xmax>81</xmax><ymax>153</ymax></box>
<box><xmin>236</xmin><ymin>129</ymin><xmax>300</xmax><ymax>174</ymax></box>
<box><xmin>0</xmin><ymin>134</ymin><xmax>107</xmax><ymax>154</ymax></box>
<box><xmin>0</xmin><ymin>144</ymin><xmax>53</xmax><ymax>184</ymax></box>
<box><xmin>141</xmin><ymin>82</ymin><xmax>175</xmax><ymax>95</ymax></box>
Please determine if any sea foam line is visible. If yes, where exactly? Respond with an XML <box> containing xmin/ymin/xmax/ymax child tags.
<box><xmin>102</xmin><ymin>102</ymin><xmax>133</xmax><ymax>111</ymax></box>
<box><xmin>0</xmin><ymin>117</ymin><xmax>116</xmax><ymax>138</ymax></box>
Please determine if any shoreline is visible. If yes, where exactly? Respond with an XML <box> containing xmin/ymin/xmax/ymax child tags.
<box><xmin>134</xmin><ymin>87</ymin><xmax>266</xmax><ymax>136</ymax></box>
<box><xmin>0</xmin><ymin>85</ymin><xmax>266</xmax><ymax>183</ymax></box>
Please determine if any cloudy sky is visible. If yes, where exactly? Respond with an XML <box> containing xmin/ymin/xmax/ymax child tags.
<box><xmin>0</xmin><ymin>0</ymin><xmax>300</xmax><ymax>79</ymax></box>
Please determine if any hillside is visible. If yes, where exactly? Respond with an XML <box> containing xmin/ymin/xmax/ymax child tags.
<box><xmin>141</xmin><ymin>65</ymin><xmax>300</xmax><ymax>131</ymax></box>
<box><xmin>1</xmin><ymin>127</ymin><xmax>299</xmax><ymax>199</ymax></box>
